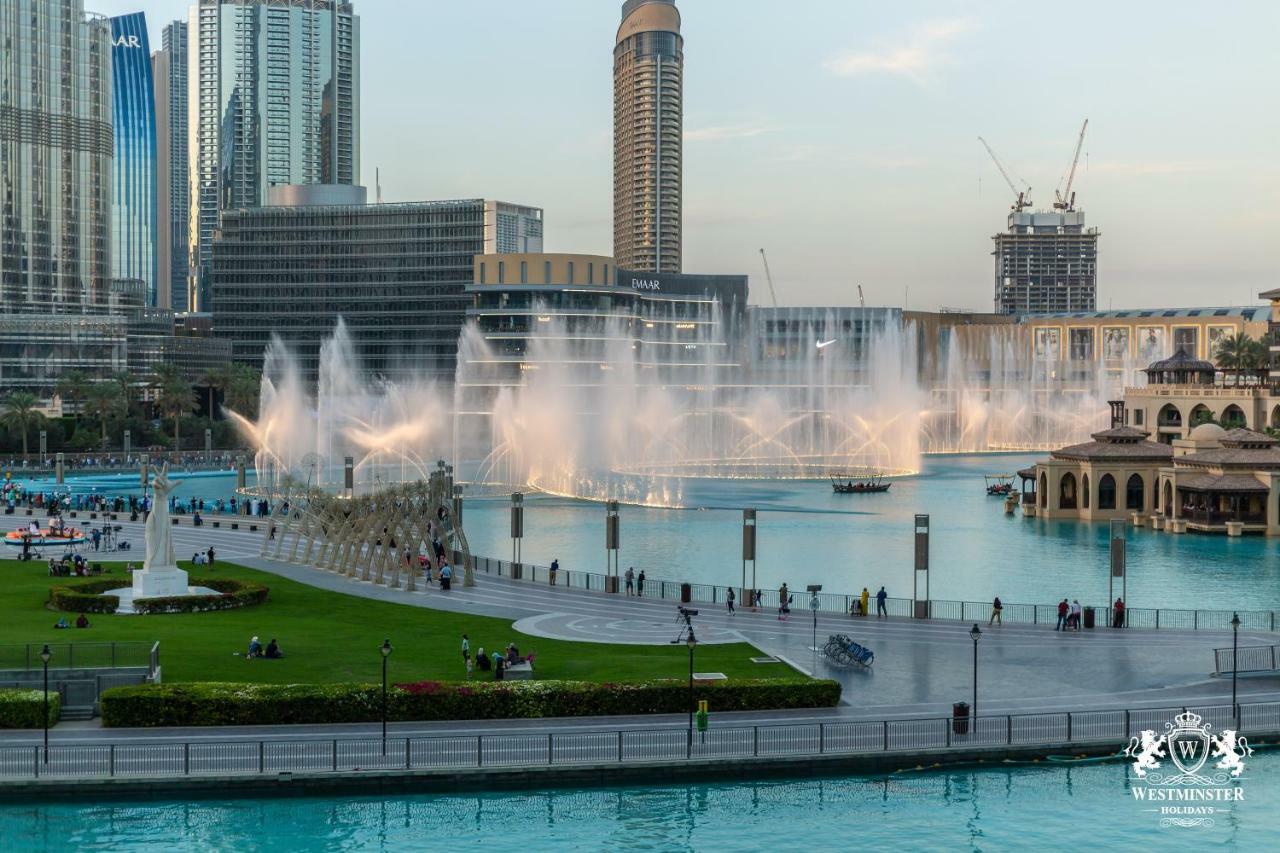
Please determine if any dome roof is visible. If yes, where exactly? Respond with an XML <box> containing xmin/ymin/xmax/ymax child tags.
<box><xmin>1188</xmin><ymin>423</ymin><xmax>1227</xmax><ymax>441</ymax></box>
<box><xmin>1144</xmin><ymin>348</ymin><xmax>1216</xmax><ymax>374</ymax></box>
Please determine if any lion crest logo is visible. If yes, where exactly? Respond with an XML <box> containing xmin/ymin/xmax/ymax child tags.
<box><xmin>1125</xmin><ymin>711</ymin><xmax>1252</xmax><ymax>785</ymax></box>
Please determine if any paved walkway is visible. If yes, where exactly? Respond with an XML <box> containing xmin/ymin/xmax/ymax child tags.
<box><xmin>28</xmin><ymin>517</ymin><xmax>1279</xmax><ymax>722</ymax></box>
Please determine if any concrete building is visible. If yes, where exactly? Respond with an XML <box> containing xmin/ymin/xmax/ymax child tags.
<box><xmin>109</xmin><ymin>13</ymin><xmax>158</xmax><ymax>306</ymax></box>
<box><xmin>153</xmin><ymin>19</ymin><xmax>189</xmax><ymax>311</ymax></box>
<box><xmin>211</xmin><ymin>187</ymin><xmax>541</xmax><ymax>384</ymax></box>
<box><xmin>190</xmin><ymin>0</ymin><xmax>360</xmax><ymax>309</ymax></box>
<box><xmin>484</xmin><ymin>202</ymin><xmax>543</xmax><ymax>255</ymax></box>
<box><xmin>994</xmin><ymin>210</ymin><xmax>1099</xmax><ymax>314</ymax></box>
<box><xmin>613</xmin><ymin>0</ymin><xmax>682</xmax><ymax>273</ymax></box>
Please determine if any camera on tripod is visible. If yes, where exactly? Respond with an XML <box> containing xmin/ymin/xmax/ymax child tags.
<box><xmin>677</xmin><ymin>606</ymin><xmax>699</xmax><ymax>618</ymax></box>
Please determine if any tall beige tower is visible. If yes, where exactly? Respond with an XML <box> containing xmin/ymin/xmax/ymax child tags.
<box><xmin>613</xmin><ymin>0</ymin><xmax>683</xmax><ymax>273</ymax></box>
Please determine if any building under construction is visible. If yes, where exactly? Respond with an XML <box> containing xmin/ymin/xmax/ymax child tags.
<box><xmin>992</xmin><ymin>209</ymin><xmax>1099</xmax><ymax>314</ymax></box>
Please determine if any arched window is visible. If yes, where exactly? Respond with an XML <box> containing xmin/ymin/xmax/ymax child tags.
<box><xmin>1098</xmin><ymin>474</ymin><xmax>1117</xmax><ymax>510</ymax></box>
<box><xmin>1126</xmin><ymin>474</ymin><xmax>1144</xmax><ymax>511</ymax></box>
<box><xmin>1157</xmin><ymin>404</ymin><xmax>1182</xmax><ymax>427</ymax></box>
<box><xmin>1221</xmin><ymin>405</ymin><xmax>1246</xmax><ymax>430</ymax></box>
<box><xmin>1189</xmin><ymin>404</ymin><xmax>1213</xmax><ymax>427</ymax></box>
<box><xmin>1039</xmin><ymin>473</ymin><xmax>1047</xmax><ymax>509</ymax></box>
<box><xmin>1082</xmin><ymin>473</ymin><xmax>1090</xmax><ymax>509</ymax></box>
<box><xmin>1059</xmin><ymin>472</ymin><xmax>1078</xmax><ymax>510</ymax></box>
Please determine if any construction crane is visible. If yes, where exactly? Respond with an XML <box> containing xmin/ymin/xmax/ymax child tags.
<box><xmin>758</xmin><ymin>248</ymin><xmax>779</xmax><ymax>307</ymax></box>
<box><xmin>1053</xmin><ymin>118</ymin><xmax>1089</xmax><ymax>211</ymax></box>
<box><xmin>978</xmin><ymin>136</ymin><xmax>1032</xmax><ymax>212</ymax></box>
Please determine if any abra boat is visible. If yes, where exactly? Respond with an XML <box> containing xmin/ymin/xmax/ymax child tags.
<box><xmin>984</xmin><ymin>475</ymin><xmax>1015</xmax><ymax>496</ymax></box>
<box><xmin>831</xmin><ymin>474</ymin><xmax>891</xmax><ymax>494</ymax></box>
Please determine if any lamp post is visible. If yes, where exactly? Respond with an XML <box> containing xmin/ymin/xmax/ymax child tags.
<box><xmin>686</xmin><ymin>628</ymin><xmax>697</xmax><ymax>758</ymax></box>
<box><xmin>380</xmin><ymin>638</ymin><xmax>392</xmax><ymax>755</ymax></box>
<box><xmin>1231</xmin><ymin>612</ymin><xmax>1241</xmax><ymax>727</ymax></box>
<box><xmin>969</xmin><ymin>624</ymin><xmax>982</xmax><ymax>723</ymax></box>
<box><xmin>39</xmin><ymin>644</ymin><xmax>51</xmax><ymax>763</ymax></box>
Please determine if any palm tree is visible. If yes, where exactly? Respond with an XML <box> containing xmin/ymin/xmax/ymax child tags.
<box><xmin>110</xmin><ymin>371</ymin><xmax>136</xmax><ymax>416</ymax></box>
<box><xmin>152</xmin><ymin>365</ymin><xmax>197</xmax><ymax>450</ymax></box>
<box><xmin>1</xmin><ymin>392</ymin><xmax>46</xmax><ymax>459</ymax></box>
<box><xmin>200</xmin><ymin>366</ymin><xmax>232</xmax><ymax>420</ymax></box>
<box><xmin>1243</xmin><ymin>338</ymin><xmax>1269</xmax><ymax>386</ymax></box>
<box><xmin>221</xmin><ymin>364</ymin><xmax>261</xmax><ymax>418</ymax></box>
<box><xmin>54</xmin><ymin>370</ymin><xmax>90</xmax><ymax>415</ymax></box>
<box><xmin>83</xmin><ymin>382</ymin><xmax>125</xmax><ymax>446</ymax></box>
<box><xmin>1214</xmin><ymin>332</ymin><xmax>1252</xmax><ymax>387</ymax></box>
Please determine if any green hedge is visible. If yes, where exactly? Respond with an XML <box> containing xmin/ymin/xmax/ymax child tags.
<box><xmin>0</xmin><ymin>689</ymin><xmax>61</xmax><ymax>728</ymax></box>
<box><xmin>133</xmin><ymin>577</ymin><xmax>269</xmax><ymax>615</ymax></box>
<box><xmin>101</xmin><ymin>679</ymin><xmax>842</xmax><ymax>727</ymax></box>
<box><xmin>49</xmin><ymin>579</ymin><xmax>122</xmax><ymax>614</ymax></box>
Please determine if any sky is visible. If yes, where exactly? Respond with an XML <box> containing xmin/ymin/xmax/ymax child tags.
<box><xmin>93</xmin><ymin>0</ymin><xmax>1280</xmax><ymax>312</ymax></box>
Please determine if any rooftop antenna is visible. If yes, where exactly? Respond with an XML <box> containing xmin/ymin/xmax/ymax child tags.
<box><xmin>376</xmin><ymin>168</ymin><xmax>382</xmax><ymax>204</ymax></box>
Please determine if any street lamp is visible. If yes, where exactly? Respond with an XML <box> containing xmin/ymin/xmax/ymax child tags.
<box><xmin>686</xmin><ymin>628</ymin><xmax>697</xmax><ymax>758</ymax></box>
<box><xmin>1231</xmin><ymin>613</ymin><xmax>1241</xmax><ymax>727</ymax></box>
<box><xmin>39</xmin><ymin>644</ymin><xmax>51</xmax><ymax>763</ymax></box>
<box><xmin>380</xmin><ymin>638</ymin><xmax>393</xmax><ymax>755</ymax></box>
<box><xmin>969</xmin><ymin>624</ymin><xmax>982</xmax><ymax>723</ymax></box>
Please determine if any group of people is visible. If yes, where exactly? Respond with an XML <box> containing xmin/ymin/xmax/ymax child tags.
<box><xmin>624</xmin><ymin>567</ymin><xmax>646</xmax><ymax>596</ymax></box>
<box><xmin>52</xmin><ymin>614</ymin><xmax>91</xmax><ymax>629</ymax></box>
<box><xmin>245</xmin><ymin>636</ymin><xmax>283</xmax><ymax>659</ymax></box>
<box><xmin>461</xmin><ymin>635</ymin><xmax>533</xmax><ymax>681</ymax></box>
<box><xmin>848</xmin><ymin>586</ymin><xmax>889</xmax><ymax>618</ymax></box>
<box><xmin>48</xmin><ymin>553</ymin><xmax>98</xmax><ymax>577</ymax></box>
<box><xmin>1054</xmin><ymin>597</ymin><xmax>1126</xmax><ymax>630</ymax></box>
<box><xmin>191</xmin><ymin>547</ymin><xmax>217</xmax><ymax>566</ymax></box>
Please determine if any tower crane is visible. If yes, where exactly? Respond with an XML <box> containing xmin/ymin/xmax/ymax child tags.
<box><xmin>1053</xmin><ymin>118</ymin><xmax>1089</xmax><ymax>211</ymax></box>
<box><xmin>758</xmin><ymin>248</ymin><xmax>779</xmax><ymax>308</ymax></box>
<box><xmin>978</xmin><ymin>136</ymin><xmax>1032</xmax><ymax>212</ymax></box>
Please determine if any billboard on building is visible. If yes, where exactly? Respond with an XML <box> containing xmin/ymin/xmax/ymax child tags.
<box><xmin>110</xmin><ymin>13</ymin><xmax>158</xmax><ymax>305</ymax></box>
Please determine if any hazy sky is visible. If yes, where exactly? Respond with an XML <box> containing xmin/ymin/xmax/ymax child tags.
<box><xmin>95</xmin><ymin>0</ymin><xmax>1279</xmax><ymax>311</ymax></box>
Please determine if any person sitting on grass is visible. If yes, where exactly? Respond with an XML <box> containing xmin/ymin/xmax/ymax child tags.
<box><xmin>476</xmin><ymin>648</ymin><xmax>491</xmax><ymax>672</ymax></box>
<box><xmin>53</xmin><ymin>616</ymin><xmax>70</xmax><ymax>629</ymax></box>
<box><xmin>247</xmin><ymin>636</ymin><xmax>263</xmax><ymax>658</ymax></box>
<box><xmin>264</xmin><ymin>639</ymin><xmax>282</xmax><ymax>659</ymax></box>
<box><xmin>75</xmin><ymin>614</ymin><xmax>90</xmax><ymax>629</ymax></box>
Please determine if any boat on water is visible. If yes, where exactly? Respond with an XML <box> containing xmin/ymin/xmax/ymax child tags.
<box><xmin>4</xmin><ymin>524</ymin><xmax>85</xmax><ymax>548</ymax></box>
<box><xmin>831</xmin><ymin>474</ymin><xmax>891</xmax><ymax>494</ymax></box>
<box><xmin>984</xmin><ymin>474</ymin><xmax>1015</xmax><ymax>496</ymax></box>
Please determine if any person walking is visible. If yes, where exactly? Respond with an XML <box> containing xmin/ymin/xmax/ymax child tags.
<box><xmin>625</xmin><ymin>567</ymin><xmax>635</xmax><ymax>596</ymax></box>
<box><xmin>778</xmin><ymin>583</ymin><xmax>790</xmax><ymax>621</ymax></box>
<box><xmin>1056</xmin><ymin>598</ymin><xmax>1069</xmax><ymax>631</ymax></box>
<box><xmin>1112</xmin><ymin>597</ymin><xmax>1126</xmax><ymax>628</ymax></box>
<box><xmin>726</xmin><ymin>587</ymin><xmax>736</xmax><ymax>615</ymax></box>
<box><xmin>207</xmin><ymin>546</ymin><xmax>216</xmax><ymax>568</ymax></box>
<box><xmin>636</xmin><ymin>570</ymin><xmax>645</xmax><ymax>597</ymax></box>
<box><xmin>875</xmin><ymin>586</ymin><xmax>888</xmax><ymax>618</ymax></box>
<box><xmin>989</xmin><ymin>596</ymin><xmax>1003</xmax><ymax>625</ymax></box>
<box><xmin>860</xmin><ymin>587</ymin><xmax>870</xmax><ymax>618</ymax></box>
<box><xmin>461</xmin><ymin>634</ymin><xmax>470</xmax><ymax>670</ymax></box>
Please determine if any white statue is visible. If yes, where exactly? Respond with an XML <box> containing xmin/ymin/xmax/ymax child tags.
<box><xmin>143</xmin><ymin>464</ymin><xmax>179</xmax><ymax>571</ymax></box>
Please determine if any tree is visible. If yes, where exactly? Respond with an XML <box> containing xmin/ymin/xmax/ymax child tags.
<box><xmin>200</xmin><ymin>366</ymin><xmax>232</xmax><ymax>420</ymax></box>
<box><xmin>221</xmin><ymin>364</ymin><xmax>261</xmax><ymax>419</ymax></box>
<box><xmin>83</xmin><ymin>382</ymin><xmax>125</xmax><ymax>445</ymax></box>
<box><xmin>152</xmin><ymin>365</ymin><xmax>197</xmax><ymax>450</ymax></box>
<box><xmin>1243</xmin><ymin>338</ymin><xmax>1268</xmax><ymax>385</ymax></box>
<box><xmin>54</xmin><ymin>370</ymin><xmax>90</xmax><ymax>415</ymax></box>
<box><xmin>1214</xmin><ymin>332</ymin><xmax>1252</xmax><ymax>387</ymax></box>
<box><xmin>110</xmin><ymin>371</ymin><xmax>137</xmax><ymax>417</ymax></box>
<box><xmin>1</xmin><ymin>392</ymin><xmax>46</xmax><ymax>458</ymax></box>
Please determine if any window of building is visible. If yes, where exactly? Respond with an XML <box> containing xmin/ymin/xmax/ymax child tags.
<box><xmin>568</xmin><ymin>262</ymin><xmax>574</xmax><ymax>285</ymax></box>
<box><xmin>520</xmin><ymin>261</ymin><xmax>527</xmax><ymax>284</ymax></box>
<box><xmin>545</xmin><ymin>261</ymin><xmax>551</xmax><ymax>284</ymax></box>
<box><xmin>588</xmin><ymin>263</ymin><xmax>594</xmax><ymax>285</ymax></box>
<box><xmin>1098</xmin><ymin>474</ymin><xmax>1117</xmax><ymax>510</ymax></box>
<box><xmin>498</xmin><ymin>261</ymin><xmax>505</xmax><ymax>284</ymax></box>
<box><xmin>479</xmin><ymin>263</ymin><xmax>485</xmax><ymax>284</ymax></box>
<box><xmin>604</xmin><ymin>264</ymin><xmax>610</xmax><ymax>285</ymax></box>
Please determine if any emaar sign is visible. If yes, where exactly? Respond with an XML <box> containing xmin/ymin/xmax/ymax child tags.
<box><xmin>113</xmin><ymin>34</ymin><xmax>142</xmax><ymax>49</ymax></box>
<box><xmin>630</xmin><ymin>278</ymin><xmax>661</xmax><ymax>291</ymax></box>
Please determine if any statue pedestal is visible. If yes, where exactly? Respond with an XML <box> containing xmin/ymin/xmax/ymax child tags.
<box><xmin>132</xmin><ymin>566</ymin><xmax>190</xmax><ymax>598</ymax></box>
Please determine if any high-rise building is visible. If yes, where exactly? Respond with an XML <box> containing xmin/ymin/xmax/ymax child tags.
<box><xmin>211</xmin><ymin>186</ymin><xmax>541</xmax><ymax>384</ymax></box>
<box><xmin>0</xmin><ymin>0</ymin><xmax>113</xmax><ymax>316</ymax></box>
<box><xmin>190</xmin><ymin>0</ymin><xmax>360</xmax><ymax>309</ymax></box>
<box><xmin>109</xmin><ymin>13</ymin><xmax>158</xmax><ymax>306</ymax></box>
<box><xmin>153</xmin><ymin>19</ymin><xmax>189</xmax><ymax>312</ymax></box>
<box><xmin>993</xmin><ymin>210</ymin><xmax>1100</xmax><ymax>315</ymax></box>
<box><xmin>484</xmin><ymin>202</ymin><xmax>544</xmax><ymax>255</ymax></box>
<box><xmin>613</xmin><ymin>0</ymin><xmax>683</xmax><ymax>274</ymax></box>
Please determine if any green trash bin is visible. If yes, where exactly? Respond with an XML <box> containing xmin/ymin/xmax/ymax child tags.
<box><xmin>1083</xmin><ymin>606</ymin><xmax>1096</xmax><ymax>629</ymax></box>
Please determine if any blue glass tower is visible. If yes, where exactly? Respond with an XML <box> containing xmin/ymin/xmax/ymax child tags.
<box><xmin>110</xmin><ymin>13</ymin><xmax>159</xmax><ymax>305</ymax></box>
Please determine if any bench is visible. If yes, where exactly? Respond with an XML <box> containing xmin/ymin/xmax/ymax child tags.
<box><xmin>505</xmin><ymin>662</ymin><xmax>534</xmax><ymax>680</ymax></box>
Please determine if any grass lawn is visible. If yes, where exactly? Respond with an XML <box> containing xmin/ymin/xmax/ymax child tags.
<box><xmin>0</xmin><ymin>560</ymin><xmax>797</xmax><ymax>685</ymax></box>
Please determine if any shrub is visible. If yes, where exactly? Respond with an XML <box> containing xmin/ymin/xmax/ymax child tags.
<box><xmin>0</xmin><ymin>688</ymin><xmax>61</xmax><ymax>728</ymax></box>
<box><xmin>101</xmin><ymin>679</ymin><xmax>841</xmax><ymax>728</ymax></box>
<box><xmin>49</xmin><ymin>579</ymin><xmax>123</xmax><ymax>614</ymax></box>
<box><xmin>132</xmin><ymin>576</ymin><xmax>269</xmax><ymax>615</ymax></box>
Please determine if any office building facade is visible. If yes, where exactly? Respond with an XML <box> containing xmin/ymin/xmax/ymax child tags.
<box><xmin>484</xmin><ymin>202</ymin><xmax>543</xmax><ymax>255</ymax></box>
<box><xmin>110</xmin><ymin>13</ymin><xmax>158</xmax><ymax>305</ymax></box>
<box><xmin>0</xmin><ymin>0</ymin><xmax>113</xmax><ymax>316</ymax></box>
<box><xmin>613</xmin><ymin>0</ymin><xmax>683</xmax><ymax>273</ymax></box>
<box><xmin>211</xmin><ymin>187</ymin><xmax>539</xmax><ymax>384</ymax></box>
<box><xmin>993</xmin><ymin>210</ymin><xmax>1099</xmax><ymax>315</ymax></box>
<box><xmin>154</xmin><ymin>19</ymin><xmax>189</xmax><ymax>311</ymax></box>
<box><xmin>191</xmin><ymin>0</ymin><xmax>360</xmax><ymax>308</ymax></box>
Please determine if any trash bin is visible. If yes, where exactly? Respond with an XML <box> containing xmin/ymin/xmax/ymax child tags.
<box><xmin>604</xmin><ymin>575</ymin><xmax>620</xmax><ymax>594</ymax></box>
<box><xmin>1083</xmin><ymin>606</ymin><xmax>1096</xmax><ymax>629</ymax></box>
<box><xmin>952</xmin><ymin>702</ymin><xmax>970</xmax><ymax>735</ymax></box>
<box><xmin>680</xmin><ymin>582</ymin><xmax>692</xmax><ymax>603</ymax></box>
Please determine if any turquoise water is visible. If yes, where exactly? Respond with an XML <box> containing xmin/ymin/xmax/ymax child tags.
<box><xmin>18</xmin><ymin>454</ymin><xmax>1280</xmax><ymax>609</ymax></box>
<box><xmin>3</xmin><ymin>755</ymin><xmax>1272</xmax><ymax>851</ymax></box>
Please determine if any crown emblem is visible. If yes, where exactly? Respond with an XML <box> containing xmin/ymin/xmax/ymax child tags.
<box><xmin>1173</xmin><ymin>710</ymin><xmax>1203</xmax><ymax>731</ymax></box>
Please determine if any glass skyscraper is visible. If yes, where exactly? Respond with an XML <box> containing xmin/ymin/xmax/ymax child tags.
<box><xmin>0</xmin><ymin>0</ymin><xmax>113</xmax><ymax>315</ymax></box>
<box><xmin>110</xmin><ymin>13</ymin><xmax>158</xmax><ymax>306</ymax></box>
<box><xmin>154</xmin><ymin>20</ymin><xmax>189</xmax><ymax>312</ymax></box>
<box><xmin>191</xmin><ymin>0</ymin><xmax>360</xmax><ymax>310</ymax></box>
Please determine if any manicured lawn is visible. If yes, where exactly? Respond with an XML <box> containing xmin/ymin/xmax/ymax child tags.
<box><xmin>0</xmin><ymin>560</ymin><xmax>796</xmax><ymax>685</ymax></box>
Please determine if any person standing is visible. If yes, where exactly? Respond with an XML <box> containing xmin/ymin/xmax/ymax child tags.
<box><xmin>989</xmin><ymin>596</ymin><xmax>1003</xmax><ymax>625</ymax></box>
<box><xmin>550</xmin><ymin>558</ymin><xmax>559</xmax><ymax>586</ymax></box>
<box><xmin>461</xmin><ymin>634</ymin><xmax>470</xmax><ymax>668</ymax></box>
<box><xmin>1069</xmin><ymin>599</ymin><xmax>1082</xmax><ymax>631</ymax></box>
<box><xmin>636</xmin><ymin>570</ymin><xmax>646</xmax><ymax>597</ymax></box>
<box><xmin>1056</xmin><ymin>598</ymin><xmax>1069</xmax><ymax>631</ymax></box>
<box><xmin>860</xmin><ymin>587</ymin><xmax>870</xmax><ymax>619</ymax></box>
<box><xmin>1113</xmin><ymin>597</ymin><xmax>1126</xmax><ymax>628</ymax></box>
<box><xmin>207</xmin><ymin>546</ymin><xmax>216</xmax><ymax>568</ymax></box>
<box><xmin>876</xmin><ymin>586</ymin><xmax>888</xmax><ymax>618</ymax></box>
<box><xmin>726</xmin><ymin>587</ymin><xmax>736</xmax><ymax>615</ymax></box>
<box><xmin>625</xmin><ymin>567</ymin><xmax>635</xmax><ymax>596</ymax></box>
<box><xmin>778</xmin><ymin>583</ymin><xmax>790</xmax><ymax>621</ymax></box>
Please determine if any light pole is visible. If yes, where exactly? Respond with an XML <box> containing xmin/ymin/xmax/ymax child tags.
<box><xmin>969</xmin><ymin>624</ymin><xmax>982</xmax><ymax>723</ymax></box>
<box><xmin>380</xmin><ymin>638</ymin><xmax>392</xmax><ymax>755</ymax></box>
<box><xmin>686</xmin><ymin>628</ymin><xmax>697</xmax><ymax>758</ymax></box>
<box><xmin>1231</xmin><ymin>613</ymin><xmax>1241</xmax><ymax>727</ymax></box>
<box><xmin>40</xmin><ymin>644</ymin><xmax>51</xmax><ymax>763</ymax></box>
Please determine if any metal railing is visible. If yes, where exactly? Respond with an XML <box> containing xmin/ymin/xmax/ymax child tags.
<box><xmin>460</xmin><ymin>551</ymin><xmax>1279</xmax><ymax>633</ymax></box>
<box><xmin>0</xmin><ymin>642</ymin><xmax>157</xmax><ymax>675</ymax></box>
<box><xmin>1215</xmin><ymin>644</ymin><xmax>1280</xmax><ymax>675</ymax></box>
<box><xmin>2</xmin><ymin>699</ymin><xmax>1274</xmax><ymax>783</ymax></box>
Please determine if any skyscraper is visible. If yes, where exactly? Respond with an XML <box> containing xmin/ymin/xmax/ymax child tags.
<box><xmin>0</xmin><ymin>0</ymin><xmax>113</xmax><ymax>314</ymax></box>
<box><xmin>110</xmin><ymin>13</ymin><xmax>158</xmax><ymax>306</ymax></box>
<box><xmin>153</xmin><ymin>19</ymin><xmax>189</xmax><ymax>312</ymax></box>
<box><xmin>190</xmin><ymin>0</ymin><xmax>360</xmax><ymax>309</ymax></box>
<box><xmin>613</xmin><ymin>0</ymin><xmax>683</xmax><ymax>274</ymax></box>
<box><xmin>993</xmin><ymin>210</ymin><xmax>1100</xmax><ymax>315</ymax></box>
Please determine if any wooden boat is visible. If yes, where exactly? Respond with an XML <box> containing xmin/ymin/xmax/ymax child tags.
<box><xmin>984</xmin><ymin>474</ymin><xmax>1015</xmax><ymax>497</ymax></box>
<box><xmin>831</xmin><ymin>474</ymin><xmax>891</xmax><ymax>494</ymax></box>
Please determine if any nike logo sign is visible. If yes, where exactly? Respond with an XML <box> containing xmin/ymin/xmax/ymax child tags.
<box><xmin>816</xmin><ymin>339</ymin><xmax>837</xmax><ymax>349</ymax></box>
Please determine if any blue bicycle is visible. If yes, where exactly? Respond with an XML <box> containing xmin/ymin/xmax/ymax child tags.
<box><xmin>823</xmin><ymin>633</ymin><xmax>874</xmax><ymax>667</ymax></box>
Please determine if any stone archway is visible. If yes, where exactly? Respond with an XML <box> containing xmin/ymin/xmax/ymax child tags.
<box><xmin>1126</xmin><ymin>473</ymin><xmax>1144</xmax><ymax>511</ymax></box>
<box><xmin>1082</xmin><ymin>473</ymin><xmax>1090</xmax><ymax>509</ymax></box>
<box><xmin>1157</xmin><ymin>403</ymin><xmax>1182</xmax><ymax>428</ymax></box>
<box><xmin>1220</xmin><ymin>404</ymin><xmax>1247</xmax><ymax>430</ymax></box>
<box><xmin>1163</xmin><ymin>480</ymin><xmax>1174</xmax><ymax>516</ymax></box>
<box><xmin>1098</xmin><ymin>473</ymin><xmax>1117</xmax><ymax>510</ymax></box>
<box><xmin>1189</xmin><ymin>404</ymin><xmax>1213</xmax><ymax>427</ymax></box>
<box><xmin>1059</xmin><ymin>472</ymin><xmax>1078</xmax><ymax>510</ymax></box>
